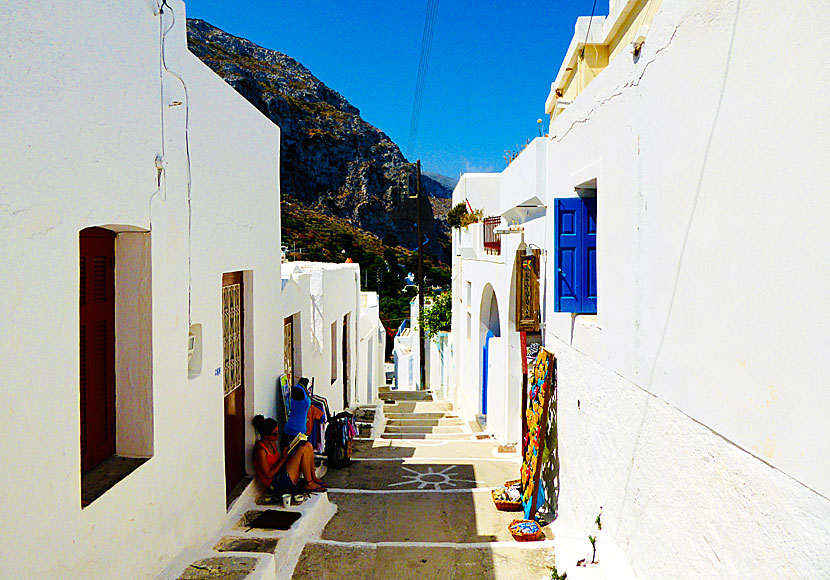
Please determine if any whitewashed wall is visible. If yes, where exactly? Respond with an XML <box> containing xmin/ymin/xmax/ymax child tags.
<box><xmin>0</xmin><ymin>1</ymin><xmax>282</xmax><ymax>578</ymax></box>
<box><xmin>357</xmin><ymin>291</ymin><xmax>385</xmax><ymax>405</ymax></box>
<box><xmin>283</xmin><ymin>262</ymin><xmax>360</xmax><ymax>412</ymax></box>
<box><xmin>543</xmin><ymin>0</ymin><xmax>830</xmax><ymax>576</ymax></box>
<box><xmin>450</xmin><ymin>159</ymin><xmax>548</xmax><ymax>444</ymax></box>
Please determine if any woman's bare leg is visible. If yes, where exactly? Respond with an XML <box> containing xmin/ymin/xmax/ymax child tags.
<box><xmin>283</xmin><ymin>448</ymin><xmax>304</xmax><ymax>483</ymax></box>
<box><xmin>285</xmin><ymin>444</ymin><xmax>324</xmax><ymax>490</ymax></box>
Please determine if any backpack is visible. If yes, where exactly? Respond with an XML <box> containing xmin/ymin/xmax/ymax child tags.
<box><xmin>325</xmin><ymin>411</ymin><xmax>355</xmax><ymax>468</ymax></box>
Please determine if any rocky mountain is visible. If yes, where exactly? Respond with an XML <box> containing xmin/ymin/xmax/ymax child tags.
<box><xmin>422</xmin><ymin>172</ymin><xmax>458</xmax><ymax>197</ymax></box>
<box><xmin>186</xmin><ymin>19</ymin><xmax>449</xmax><ymax>260</ymax></box>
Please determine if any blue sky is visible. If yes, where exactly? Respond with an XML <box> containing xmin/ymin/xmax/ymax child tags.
<box><xmin>184</xmin><ymin>1</ymin><xmax>605</xmax><ymax>178</ymax></box>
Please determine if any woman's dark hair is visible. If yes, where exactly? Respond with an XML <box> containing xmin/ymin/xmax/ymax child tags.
<box><xmin>252</xmin><ymin>414</ymin><xmax>278</xmax><ymax>438</ymax></box>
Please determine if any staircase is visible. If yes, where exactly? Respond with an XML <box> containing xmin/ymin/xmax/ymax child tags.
<box><xmin>377</xmin><ymin>387</ymin><xmax>475</xmax><ymax>440</ymax></box>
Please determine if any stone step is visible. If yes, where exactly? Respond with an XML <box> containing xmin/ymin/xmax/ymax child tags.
<box><xmin>383</xmin><ymin>412</ymin><xmax>458</xmax><ymax>421</ymax></box>
<box><xmin>380</xmin><ymin>432</ymin><xmax>476</xmax><ymax>440</ymax></box>
<box><xmin>383</xmin><ymin>424</ymin><xmax>467</xmax><ymax>435</ymax></box>
<box><xmin>378</xmin><ymin>389</ymin><xmax>435</xmax><ymax>401</ymax></box>
<box><xmin>383</xmin><ymin>401</ymin><xmax>453</xmax><ymax>413</ymax></box>
<box><xmin>384</xmin><ymin>417</ymin><xmax>464</xmax><ymax>427</ymax></box>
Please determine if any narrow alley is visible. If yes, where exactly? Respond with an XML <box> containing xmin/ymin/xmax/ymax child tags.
<box><xmin>291</xmin><ymin>389</ymin><xmax>556</xmax><ymax>580</ymax></box>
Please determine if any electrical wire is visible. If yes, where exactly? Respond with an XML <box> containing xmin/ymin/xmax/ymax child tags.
<box><xmin>159</xmin><ymin>0</ymin><xmax>194</xmax><ymax>325</ymax></box>
<box><xmin>580</xmin><ymin>0</ymin><xmax>600</xmax><ymax>59</ymax></box>
<box><xmin>405</xmin><ymin>0</ymin><xmax>440</xmax><ymax>159</ymax></box>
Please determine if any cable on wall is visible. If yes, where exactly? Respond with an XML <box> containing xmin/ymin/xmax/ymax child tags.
<box><xmin>159</xmin><ymin>0</ymin><xmax>194</xmax><ymax>325</ymax></box>
<box><xmin>579</xmin><ymin>0</ymin><xmax>600</xmax><ymax>60</ymax></box>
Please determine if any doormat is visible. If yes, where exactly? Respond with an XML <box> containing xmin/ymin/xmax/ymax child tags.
<box><xmin>241</xmin><ymin>509</ymin><xmax>301</xmax><ymax>530</ymax></box>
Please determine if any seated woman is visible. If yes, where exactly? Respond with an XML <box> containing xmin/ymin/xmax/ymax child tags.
<box><xmin>281</xmin><ymin>378</ymin><xmax>324</xmax><ymax>447</ymax></box>
<box><xmin>252</xmin><ymin>414</ymin><xmax>326</xmax><ymax>493</ymax></box>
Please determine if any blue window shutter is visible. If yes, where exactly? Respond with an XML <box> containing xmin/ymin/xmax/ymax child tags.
<box><xmin>584</xmin><ymin>197</ymin><xmax>597</xmax><ymax>314</ymax></box>
<box><xmin>555</xmin><ymin>198</ymin><xmax>581</xmax><ymax>312</ymax></box>
<box><xmin>555</xmin><ymin>197</ymin><xmax>597</xmax><ymax>314</ymax></box>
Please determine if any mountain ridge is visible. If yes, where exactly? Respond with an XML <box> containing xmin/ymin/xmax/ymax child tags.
<box><xmin>186</xmin><ymin>19</ymin><xmax>451</xmax><ymax>260</ymax></box>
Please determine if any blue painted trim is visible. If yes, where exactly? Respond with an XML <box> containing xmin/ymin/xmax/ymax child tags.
<box><xmin>482</xmin><ymin>330</ymin><xmax>494</xmax><ymax>415</ymax></box>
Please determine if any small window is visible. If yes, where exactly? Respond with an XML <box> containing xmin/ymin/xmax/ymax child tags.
<box><xmin>554</xmin><ymin>195</ymin><xmax>597</xmax><ymax>314</ymax></box>
<box><xmin>466</xmin><ymin>281</ymin><xmax>472</xmax><ymax>307</ymax></box>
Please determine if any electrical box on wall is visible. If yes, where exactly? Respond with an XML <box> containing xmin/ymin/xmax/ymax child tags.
<box><xmin>188</xmin><ymin>324</ymin><xmax>203</xmax><ymax>379</ymax></box>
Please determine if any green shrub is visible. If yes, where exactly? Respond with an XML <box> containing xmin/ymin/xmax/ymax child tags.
<box><xmin>447</xmin><ymin>202</ymin><xmax>467</xmax><ymax>229</ymax></box>
<box><xmin>447</xmin><ymin>202</ymin><xmax>483</xmax><ymax>229</ymax></box>
<box><xmin>421</xmin><ymin>290</ymin><xmax>452</xmax><ymax>339</ymax></box>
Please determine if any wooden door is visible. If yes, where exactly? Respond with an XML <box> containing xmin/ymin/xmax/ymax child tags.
<box><xmin>342</xmin><ymin>315</ymin><xmax>349</xmax><ymax>409</ymax></box>
<box><xmin>284</xmin><ymin>317</ymin><xmax>294</xmax><ymax>384</ymax></box>
<box><xmin>79</xmin><ymin>227</ymin><xmax>116</xmax><ymax>473</ymax></box>
<box><xmin>222</xmin><ymin>272</ymin><xmax>245</xmax><ymax>496</ymax></box>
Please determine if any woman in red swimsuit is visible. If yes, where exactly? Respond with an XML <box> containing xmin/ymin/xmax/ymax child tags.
<box><xmin>252</xmin><ymin>415</ymin><xmax>326</xmax><ymax>493</ymax></box>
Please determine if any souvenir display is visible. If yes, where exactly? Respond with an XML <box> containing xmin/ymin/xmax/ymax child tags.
<box><xmin>521</xmin><ymin>348</ymin><xmax>554</xmax><ymax>520</ymax></box>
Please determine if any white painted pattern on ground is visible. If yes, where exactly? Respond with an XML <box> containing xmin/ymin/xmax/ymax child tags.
<box><xmin>387</xmin><ymin>465</ymin><xmax>483</xmax><ymax>490</ymax></box>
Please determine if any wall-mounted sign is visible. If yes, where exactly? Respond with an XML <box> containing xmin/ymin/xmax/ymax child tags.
<box><xmin>516</xmin><ymin>249</ymin><xmax>541</xmax><ymax>332</ymax></box>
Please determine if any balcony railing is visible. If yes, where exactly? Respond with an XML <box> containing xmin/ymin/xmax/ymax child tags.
<box><xmin>483</xmin><ymin>216</ymin><xmax>502</xmax><ymax>255</ymax></box>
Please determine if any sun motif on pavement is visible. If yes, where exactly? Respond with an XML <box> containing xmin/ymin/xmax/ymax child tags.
<box><xmin>388</xmin><ymin>465</ymin><xmax>480</xmax><ymax>490</ymax></box>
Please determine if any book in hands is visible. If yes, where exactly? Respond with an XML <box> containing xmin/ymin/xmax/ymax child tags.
<box><xmin>287</xmin><ymin>432</ymin><xmax>308</xmax><ymax>454</ymax></box>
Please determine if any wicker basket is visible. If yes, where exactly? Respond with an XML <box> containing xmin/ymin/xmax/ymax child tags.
<box><xmin>509</xmin><ymin>519</ymin><xmax>544</xmax><ymax>542</ymax></box>
<box><xmin>492</xmin><ymin>479</ymin><xmax>523</xmax><ymax>511</ymax></box>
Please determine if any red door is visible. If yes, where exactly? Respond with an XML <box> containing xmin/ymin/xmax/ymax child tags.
<box><xmin>222</xmin><ymin>272</ymin><xmax>245</xmax><ymax>496</ymax></box>
<box><xmin>79</xmin><ymin>227</ymin><xmax>116</xmax><ymax>473</ymax></box>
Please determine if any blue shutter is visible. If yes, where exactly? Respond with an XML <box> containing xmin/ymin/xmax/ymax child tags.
<box><xmin>555</xmin><ymin>198</ymin><xmax>581</xmax><ymax>312</ymax></box>
<box><xmin>555</xmin><ymin>197</ymin><xmax>597</xmax><ymax>314</ymax></box>
<box><xmin>584</xmin><ymin>197</ymin><xmax>597</xmax><ymax>314</ymax></box>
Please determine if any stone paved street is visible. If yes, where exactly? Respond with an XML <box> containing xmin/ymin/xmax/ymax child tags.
<box><xmin>291</xmin><ymin>394</ymin><xmax>556</xmax><ymax>580</ymax></box>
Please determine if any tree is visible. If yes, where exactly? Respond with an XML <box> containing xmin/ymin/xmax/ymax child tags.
<box><xmin>421</xmin><ymin>290</ymin><xmax>452</xmax><ymax>339</ymax></box>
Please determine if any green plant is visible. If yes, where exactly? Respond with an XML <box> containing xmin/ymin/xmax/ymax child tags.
<box><xmin>447</xmin><ymin>202</ymin><xmax>467</xmax><ymax>228</ymax></box>
<box><xmin>421</xmin><ymin>290</ymin><xmax>451</xmax><ymax>339</ymax></box>
<box><xmin>588</xmin><ymin>535</ymin><xmax>597</xmax><ymax>564</ymax></box>
<box><xmin>447</xmin><ymin>202</ymin><xmax>483</xmax><ymax>229</ymax></box>
<box><xmin>459</xmin><ymin>207</ymin><xmax>483</xmax><ymax>227</ymax></box>
<box><xmin>548</xmin><ymin>565</ymin><xmax>567</xmax><ymax>580</ymax></box>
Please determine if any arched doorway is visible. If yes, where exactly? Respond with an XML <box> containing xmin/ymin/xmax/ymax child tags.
<box><xmin>479</xmin><ymin>284</ymin><xmax>500</xmax><ymax>419</ymax></box>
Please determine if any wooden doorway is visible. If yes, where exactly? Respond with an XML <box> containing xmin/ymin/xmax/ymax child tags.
<box><xmin>284</xmin><ymin>316</ymin><xmax>294</xmax><ymax>385</ymax></box>
<box><xmin>222</xmin><ymin>272</ymin><xmax>245</xmax><ymax>497</ymax></box>
<box><xmin>342</xmin><ymin>314</ymin><xmax>350</xmax><ymax>409</ymax></box>
<box><xmin>79</xmin><ymin>227</ymin><xmax>116</xmax><ymax>473</ymax></box>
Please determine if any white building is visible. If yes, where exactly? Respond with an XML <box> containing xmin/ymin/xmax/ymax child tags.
<box><xmin>452</xmin><ymin>0</ymin><xmax>830</xmax><ymax>577</ymax></box>
<box><xmin>281</xmin><ymin>261</ymin><xmax>384</xmax><ymax>410</ymax></box>
<box><xmin>357</xmin><ymin>290</ymin><xmax>388</xmax><ymax>405</ymax></box>
<box><xmin>450</xmin><ymin>141</ymin><xmax>549</xmax><ymax>444</ymax></box>
<box><xmin>0</xmin><ymin>2</ymin><xmax>372</xmax><ymax>578</ymax></box>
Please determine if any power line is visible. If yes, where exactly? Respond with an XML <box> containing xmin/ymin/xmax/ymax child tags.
<box><xmin>406</xmin><ymin>0</ymin><xmax>439</xmax><ymax>159</ymax></box>
<box><xmin>580</xmin><ymin>0</ymin><xmax>599</xmax><ymax>59</ymax></box>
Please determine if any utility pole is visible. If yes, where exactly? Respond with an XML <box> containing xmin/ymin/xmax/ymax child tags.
<box><xmin>416</xmin><ymin>160</ymin><xmax>426</xmax><ymax>391</ymax></box>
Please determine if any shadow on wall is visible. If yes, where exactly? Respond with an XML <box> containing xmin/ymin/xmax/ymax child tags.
<box><xmin>541</xmin><ymin>362</ymin><xmax>561</xmax><ymax>519</ymax></box>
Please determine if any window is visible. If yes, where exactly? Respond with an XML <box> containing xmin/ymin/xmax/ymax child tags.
<box><xmin>79</xmin><ymin>227</ymin><xmax>153</xmax><ymax>507</ymax></box>
<box><xmin>554</xmin><ymin>196</ymin><xmax>597</xmax><ymax>314</ymax></box>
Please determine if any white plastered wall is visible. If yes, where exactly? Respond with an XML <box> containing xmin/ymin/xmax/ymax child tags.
<box><xmin>542</xmin><ymin>0</ymin><xmax>830</xmax><ymax>576</ymax></box>
<box><xmin>449</xmin><ymin>147</ymin><xmax>549</xmax><ymax>445</ymax></box>
<box><xmin>0</xmin><ymin>1</ymin><xmax>282</xmax><ymax>578</ymax></box>
<box><xmin>283</xmin><ymin>262</ymin><xmax>360</xmax><ymax>412</ymax></box>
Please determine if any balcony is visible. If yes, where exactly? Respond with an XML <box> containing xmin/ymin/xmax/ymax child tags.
<box><xmin>483</xmin><ymin>216</ymin><xmax>502</xmax><ymax>255</ymax></box>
